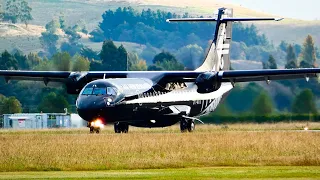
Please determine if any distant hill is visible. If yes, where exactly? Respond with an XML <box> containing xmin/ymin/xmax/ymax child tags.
<box><xmin>1</xmin><ymin>0</ymin><xmax>320</xmax><ymax>53</ymax></box>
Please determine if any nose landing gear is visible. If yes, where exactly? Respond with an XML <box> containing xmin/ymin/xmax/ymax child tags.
<box><xmin>88</xmin><ymin>120</ymin><xmax>104</xmax><ymax>134</ymax></box>
<box><xmin>180</xmin><ymin>118</ymin><xmax>195</xmax><ymax>133</ymax></box>
<box><xmin>89</xmin><ymin>126</ymin><xmax>101</xmax><ymax>134</ymax></box>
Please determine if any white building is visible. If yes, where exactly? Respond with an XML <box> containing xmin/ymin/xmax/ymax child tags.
<box><xmin>2</xmin><ymin>113</ymin><xmax>78</xmax><ymax>129</ymax></box>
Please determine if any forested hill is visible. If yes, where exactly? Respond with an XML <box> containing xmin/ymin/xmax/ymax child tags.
<box><xmin>1</xmin><ymin>1</ymin><xmax>320</xmax><ymax>121</ymax></box>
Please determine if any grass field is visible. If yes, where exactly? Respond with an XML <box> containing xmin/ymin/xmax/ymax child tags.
<box><xmin>0</xmin><ymin>123</ymin><xmax>319</xmax><ymax>172</ymax></box>
<box><xmin>0</xmin><ymin>166</ymin><xmax>319</xmax><ymax>179</ymax></box>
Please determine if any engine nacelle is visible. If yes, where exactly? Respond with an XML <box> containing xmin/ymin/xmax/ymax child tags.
<box><xmin>195</xmin><ymin>72</ymin><xmax>222</xmax><ymax>93</ymax></box>
<box><xmin>66</xmin><ymin>72</ymin><xmax>89</xmax><ymax>94</ymax></box>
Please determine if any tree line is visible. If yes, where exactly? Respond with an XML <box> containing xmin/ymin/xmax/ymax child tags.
<box><xmin>212</xmin><ymin>85</ymin><xmax>318</xmax><ymax>118</ymax></box>
<box><xmin>263</xmin><ymin>35</ymin><xmax>318</xmax><ymax>69</ymax></box>
<box><xmin>93</xmin><ymin>7</ymin><xmax>268</xmax><ymax>48</ymax></box>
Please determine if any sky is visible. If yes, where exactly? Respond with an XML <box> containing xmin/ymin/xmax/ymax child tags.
<box><xmin>219</xmin><ymin>0</ymin><xmax>320</xmax><ymax>20</ymax></box>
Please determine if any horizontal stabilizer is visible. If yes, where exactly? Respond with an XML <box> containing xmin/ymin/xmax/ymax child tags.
<box><xmin>166</xmin><ymin>17</ymin><xmax>283</xmax><ymax>23</ymax></box>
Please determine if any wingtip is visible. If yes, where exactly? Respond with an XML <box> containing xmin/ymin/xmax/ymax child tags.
<box><xmin>166</xmin><ymin>19</ymin><xmax>170</xmax><ymax>23</ymax></box>
<box><xmin>275</xmin><ymin>18</ymin><xmax>284</xmax><ymax>21</ymax></box>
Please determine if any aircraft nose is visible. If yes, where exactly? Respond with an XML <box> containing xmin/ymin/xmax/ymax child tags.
<box><xmin>76</xmin><ymin>96</ymin><xmax>116</xmax><ymax>121</ymax></box>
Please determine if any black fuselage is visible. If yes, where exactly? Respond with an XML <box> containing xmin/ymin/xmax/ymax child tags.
<box><xmin>76</xmin><ymin>78</ymin><xmax>233</xmax><ymax>128</ymax></box>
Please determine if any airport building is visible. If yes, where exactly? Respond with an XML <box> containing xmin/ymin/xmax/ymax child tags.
<box><xmin>2</xmin><ymin>113</ymin><xmax>86</xmax><ymax>129</ymax></box>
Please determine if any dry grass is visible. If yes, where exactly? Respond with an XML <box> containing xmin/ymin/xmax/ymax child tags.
<box><xmin>0</xmin><ymin>123</ymin><xmax>319</xmax><ymax>172</ymax></box>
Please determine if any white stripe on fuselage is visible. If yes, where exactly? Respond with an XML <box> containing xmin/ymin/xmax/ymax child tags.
<box><xmin>125</xmin><ymin>82</ymin><xmax>233</xmax><ymax>115</ymax></box>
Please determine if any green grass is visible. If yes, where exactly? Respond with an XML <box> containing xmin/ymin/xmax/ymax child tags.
<box><xmin>0</xmin><ymin>124</ymin><xmax>319</xmax><ymax>172</ymax></box>
<box><xmin>0</xmin><ymin>167</ymin><xmax>319</xmax><ymax>179</ymax></box>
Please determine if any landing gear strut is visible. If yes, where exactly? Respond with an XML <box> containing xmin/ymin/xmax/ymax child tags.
<box><xmin>88</xmin><ymin>121</ymin><xmax>102</xmax><ymax>134</ymax></box>
<box><xmin>114</xmin><ymin>122</ymin><xmax>129</xmax><ymax>133</ymax></box>
<box><xmin>180</xmin><ymin>118</ymin><xmax>195</xmax><ymax>133</ymax></box>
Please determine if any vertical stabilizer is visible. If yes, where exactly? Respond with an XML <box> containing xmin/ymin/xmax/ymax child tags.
<box><xmin>196</xmin><ymin>8</ymin><xmax>232</xmax><ymax>72</ymax></box>
<box><xmin>166</xmin><ymin>8</ymin><xmax>282</xmax><ymax>72</ymax></box>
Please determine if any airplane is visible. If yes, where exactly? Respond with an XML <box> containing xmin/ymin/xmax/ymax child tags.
<box><xmin>1</xmin><ymin>7</ymin><xmax>320</xmax><ymax>133</ymax></box>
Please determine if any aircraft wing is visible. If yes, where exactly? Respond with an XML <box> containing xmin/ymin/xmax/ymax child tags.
<box><xmin>0</xmin><ymin>71</ymin><xmax>71</xmax><ymax>83</ymax></box>
<box><xmin>0</xmin><ymin>68</ymin><xmax>319</xmax><ymax>89</ymax></box>
<box><xmin>0</xmin><ymin>71</ymin><xmax>128</xmax><ymax>83</ymax></box>
<box><xmin>220</xmin><ymin>68</ymin><xmax>320</xmax><ymax>83</ymax></box>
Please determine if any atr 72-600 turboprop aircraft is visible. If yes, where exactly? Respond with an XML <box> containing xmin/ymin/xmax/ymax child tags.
<box><xmin>1</xmin><ymin>8</ymin><xmax>320</xmax><ymax>133</ymax></box>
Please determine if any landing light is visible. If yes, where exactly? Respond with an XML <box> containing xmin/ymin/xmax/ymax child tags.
<box><xmin>92</xmin><ymin>119</ymin><xmax>104</xmax><ymax>128</ymax></box>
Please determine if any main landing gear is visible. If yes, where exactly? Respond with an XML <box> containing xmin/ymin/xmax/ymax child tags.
<box><xmin>180</xmin><ymin>118</ymin><xmax>195</xmax><ymax>133</ymax></box>
<box><xmin>114</xmin><ymin>122</ymin><xmax>129</xmax><ymax>133</ymax></box>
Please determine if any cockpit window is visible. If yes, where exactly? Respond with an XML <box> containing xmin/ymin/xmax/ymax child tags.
<box><xmin>107</xmin><ymin>87</ymin><xmax>117</xmax><ymax>96</ymax></box>
<box><xmin>82</xmin><ymin>86</ymin><xmax>118</xmax><ymax>96</ymax></box>
<box><xmin>82</xmin><ymin>88</ymin><xmax>93</xmax><ymax>95</ymax></box>
<box><xmin>93</xmin><ymin>88</ymin><xmax>106</xmax><ymax>95</ymax></box>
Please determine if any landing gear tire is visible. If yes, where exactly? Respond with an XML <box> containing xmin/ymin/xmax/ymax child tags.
<box><xmin>114</xmin><ymin>122</ymin><xmax>129</xmax><ymax>133</ymax></box>
<box><xmin>89</xmin><ymin>127</ymin><xmax>100</xmax><ymax>134</ymax></box>
<box><xmin>180</xmin><ymin>119</ymin><xmax>188</xmax><ymax>133</ymax></box>
<box><xmin>187</xmin><ymin>120</ymin><xmax>195</xmax><ymax>132</ymax></box>
<box><xmin>95</xmin><ymin>128</ymin><xmax>100</xmax><ymax>134</ymax></box>
<box><xmin>180</xmin><ymin>118</ymin><xmax>195</xmax><ymax>133</ymax></box>
<box><xmin>90</xmin><ymin>127</ymin><xmax>94</xmax><ymax>134</ymax></box>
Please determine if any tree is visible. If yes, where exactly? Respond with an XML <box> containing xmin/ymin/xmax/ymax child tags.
<box><xmin>0</xmin><ymin>96</ymin><xmax>22</xmax><ymax>114</ymax></box>
<box><xmin>14</xmin><ymin>50</ymin><xmax>29</xmax><ymax>70</ymax></box>
<box><xmin>262</xmin><ymin>55</ymin><xmax>277</xmax><ymax>69</ymax></box>
<box><xmin>117</xmin><ymin>45</ymin><xmax>128</xmax><ymax>71</ymax></box>
<box><xmin>292</xmin><ymin>89</ymin><xmax>317</xmax><ymax>114</ymax></box>
<box><xmin>0</xmin><ymin>94</ymin><xmax>7</xmax><ymax>114</ymax></box>
<box><xmin>0</xmin><ymin>3</ymin><xmax>4</xmax><ymax>21</ymax></box>
<box><xmin>72</xmin><ymin>55</ymin><xmax>90</xmax><ymax>71</ymax></box>
<box><xmin>19</xmin><ymin>0</ymin><xmax>33</xmax><ymax>27</ymax></box>
<box><xmin>175</xmin><ymin>44</ymin><xmax>204</xmax><ymax>70</ymax></box>
<box><xmin>153</xmin><ymin>51</ymin><xmax>177</xmax><ymax>64</ymax></box>
<box><xmin>38</xmin><ymin>92</ymin><xmax>70</xmax><ymax>113</ymax></box>
<box><xmin>128</xmin><ymin>52</ymin><xmax>147</xmax><ymax>71</ymax></box>
<box><xmin>40</xmin><ymin>20</ymin><xmax>60</xmax><ymax>56</ymax></box>
<box><xmin>279</xmin><ymin>40</ymin><xmax>288</xmax><ymax>52</ymax></box>
<box><xmin>285</xmin><ymin>44</ymin><xmax>297</xmax><ymax>69</ymax></box>
<box><xmin>59</xmin><ymin>15</ymin><xmax>66</xmax><ymax>30</ymax></box>
<box><xmin>27</xmin><ymin>53</ymin><xmax>42</xmax><ymax>67</ymax></box>
<box><xmin>4</xmin><ymin>0</ymin><xmax>19</xmax><ymax>23</ymax></box>
<box><xmin>89</xmin><ymin>28</ymin><xmax>105</xmax><ymax>42</ymax></box>
<box><xmin>251</xmin><ymin>91</ymin><xmax>273</xmax><ymax>115</ymax></box>
<box><xmin>33</xmin><ymin>58</ymin><xmax>52</xmax><ymax>71</ymax></box>
<box><xmin>61</xmin><ymin>26</ymin><xmax>83</xmax><ymax>56</ymax></box>
<box><xmin>147</xmin><ymin>64</ymin><xmax>163</xmax><ymax>71</ymax></box>
<box><xmin>4</xmin><ymin>0</ymin><xmax>33</xmax><ymax>26</ymax></box>
<box><xmin>89</xmin><ymin>60</ymin><xmax>103</xmax><ymax>71</ymax></box>
<box><xmin>294</xmin><ymin>44</ymin><xmax>302</xmax><ymax>56</ymax></box>
<box><xmin>80</xmin><ymin>47</ymin><xmax>99</xmax><ymax>60</ymax></box>
<box><xmin>52</xmin><ymin>52</ymin><xmax>71</xmax><ymax>71</ymax></box>
<box><xmin>100</xmin><ymin>40</ymin><xmax>127</xmax><ymax>71</ymax></box>
<box><xmin>39</xmin><ymin>32</ymin><xmax>59</xmax><ymax>56</ymax></box>
<box><xmin>0</xmin><ymin>50</ymin><xmax>18</xmax><ymax>70</ymax></box>
<box><xmin>129</xmin><ymin>60</ymin><xmax>147</xmax><ymax>71</ymax></box>
<box><xmin>301</xmin><ymin>35</ymin><xmax>317</xmax><ymax>68</ymax></box>
<box><xmin>45</xmin><ymin>20</ymin><xmax>60</xmax><ymax>34</ymax></box>
<box><xmin>211</xmin><ymin>103</ymin><xmax>232</xmax><ymax>116</ymax></box>
<box><xmin>155</xmin><ymin>60</ymin><xmax>184</xmax><ymax>71</ymax></box>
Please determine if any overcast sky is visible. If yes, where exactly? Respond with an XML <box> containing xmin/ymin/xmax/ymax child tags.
<box><xmin>219</xmin><ymin>0</ymin><xmax>320</xmax><ymax>20</ymax></box>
